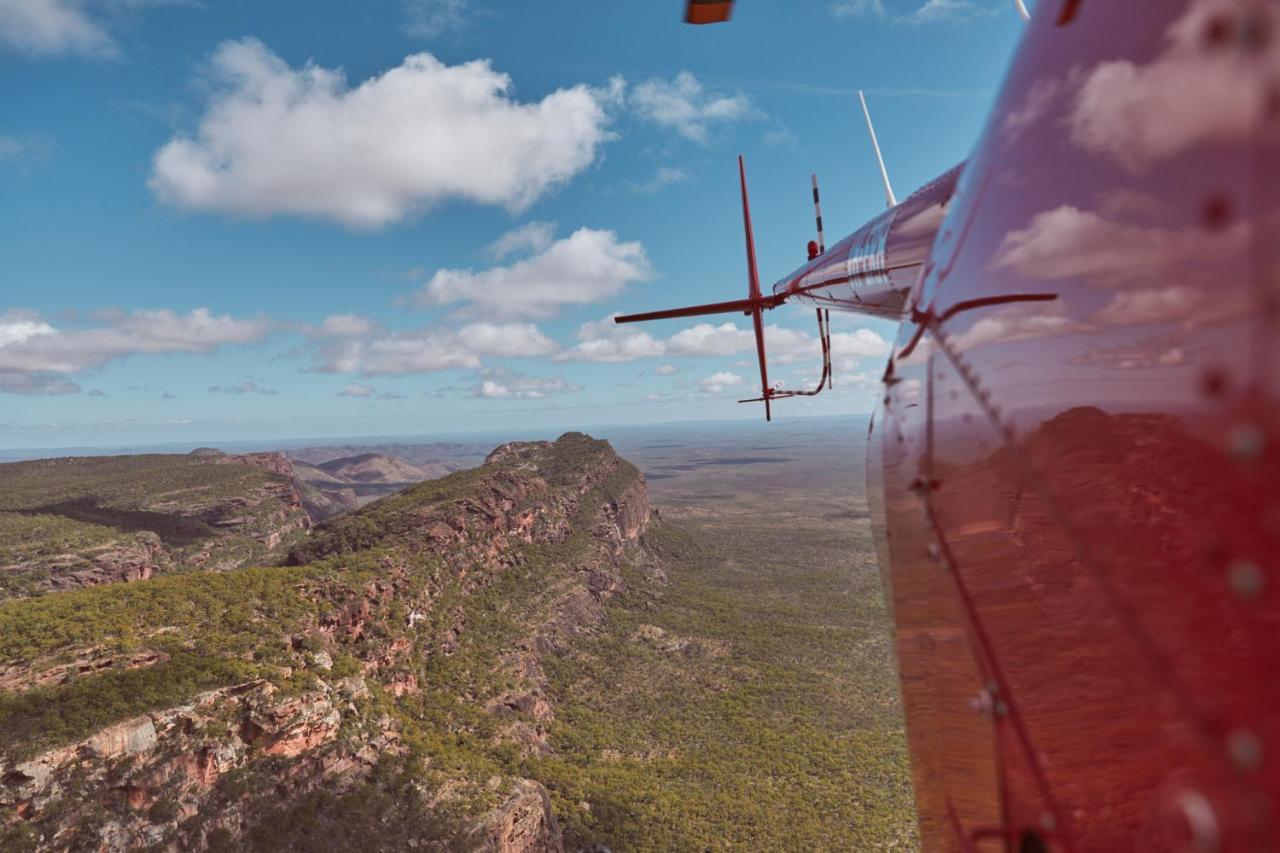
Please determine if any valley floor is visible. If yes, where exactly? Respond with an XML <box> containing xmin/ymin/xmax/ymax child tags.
<box><xmin>528</xmin><ymin>422</ymin><xmax>920</xmax><ymax>850</ymax></box>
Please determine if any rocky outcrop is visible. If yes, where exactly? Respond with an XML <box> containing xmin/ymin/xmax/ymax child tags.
<box><xmin>0</xmin><ymin>676</ymin><xmax>397</xmax><ymax>850</ymax></box>
<box><xmin>1</xmin><ymin>433</ymin><xmax>653</xmax><ymax>852</ymax></box>
<box><xmin>468</xmin><ymin>780</ymin><xmax>563</xmax><ymax>853</ymax></box>
<box><xmin>196</xmin><ymin>451</ymin><xmax>311</xmax><ymax>545</ymax></box>
<box><xmin>43</xmin><ymin>531</ymin><xmax>163</xmax><ymax>593</ymax></box>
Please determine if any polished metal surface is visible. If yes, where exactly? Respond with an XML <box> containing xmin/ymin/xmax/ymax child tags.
<box><xmin>869</xmin><ymin>1</ymin><xmax>1280</xmax><ymax>848</ymax></box>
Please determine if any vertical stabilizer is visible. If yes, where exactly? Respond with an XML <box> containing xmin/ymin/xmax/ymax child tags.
<box><xmin>858</xmin><ymin>90</ymin><xmax>898</xmax><ymax>208</ymax></box>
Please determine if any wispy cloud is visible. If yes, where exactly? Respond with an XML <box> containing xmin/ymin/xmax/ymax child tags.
<box><xmin>337</xmin><ymin>382</ymin><xmax>376</xmax><ymax>398</ymax></box>
<box><xmin>626</xmin><ymin>166</ymin><xmax>689</xmax><ymax>194</ymax></box>
<box><xmin>208</xmin><ymin>379</ymin><xmax>278</xmax><ymax>395</ymax></box>
<box><xmin>831</xmin><ymin>0</ymin><xmax>999</xmax><ymax>25</ymax></box>
<box><xmin>0</xmin><ymin>308</ymin><xmax>270</xmax><ymax>396</ymax></box>
<box><xmin>631</xmin><ymin>72</ymin><xmax>760</xmax><ymax>144</ymax></box>
<box><xmin>404</xmin><ymin>0</ymin><xmax>469</xmax><ymax>37</ymax></box>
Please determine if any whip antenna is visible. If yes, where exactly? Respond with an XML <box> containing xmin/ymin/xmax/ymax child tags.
<box><xmin>858</xmin><ymin>90</ymin><xmax>897</xmax><ymax>208</ymax></box>
<box><xmin>1013</xmin><ymin>0</ymin><xmax>1031</xmax><ymax>20</ymax></box>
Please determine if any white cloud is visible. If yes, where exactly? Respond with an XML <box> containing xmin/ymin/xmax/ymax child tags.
<box><xmin>831</xmin><ymin>0</ymin><xmax>886</xmax><ymax>18</ymax></box>
<box><xmin>1094</xmin><ymin>287</ymin><xmax>1205</xmax><ymax>327</ymax></box>
<box><xmin>655</xmin><ymin>364</ymin><xmax>678</xmax><ymax>375</ymax></box>
<box><xmin>1073</xmin><ymin>333</ymin><xmax>1198</xmax><ymax>371</ymax></box>
<box><xmin>0</xmin><ymin>0</ymin><xmax>113</xmax><ymax>57</ymax></box>
<box><xmin>991</xmin><ymin>205</ymin><xmax>1248</xmax><ymax>288</ymax></box>
<box><xmin>313</xmin><ymin>313</ymin><xmax>383</xmax><ymax>338</ymax></box>
<box><xmin>313</xmin><ymin>322</ymin><xmax>557</xmax><ymax>376</ymax></box>
<box><xmin>208</xmin><ymin>379</ymin><xmax>277</xmax><ymax>395</ymax></box>
<box><xmin>906</xmin><ymin>0</ymin><xmax>982</xmax><ymax>23</ymax></box>
<box><xmin>699</xmin><ymin>371</ymin><xmax>744</xmax><ymax>394</ymax></box>
<box><xmin>415</xmin><ymin>226</ymin><xmax>652</xmax><ymax>319</ymax></box>
<box><xmin>0</xmin><ymin>372</ymin><xmax>81</xmax><ymax>396</ymax></box>
<box><xmin>631</xmin><ymin>72</ymin><xmax>758</xmax><ymax>144</ymax></box>
<box><xmin>1070</xmin><ymin>0</ymin><xmax>1275</xmax><ymax>172</ymax></box>
<box><xmin>338</xmin><ymin>382</ymin><xmax>376</xmax><ymax>397</ymax></box>
<box><xmin>485</xmin><ymin>221</ymin><xmax>556</xmax><ymax>260</ymax></box>
<box><xmin>149</xmin><ymin>39</ymin><xmax>617</xmax><ymax>228</ymax></box>
<box><xmin>0</xmin><ymin>308</ymin><xmax>269</xmax><ymax>394</ymax></box>
<box><xmin>831</xmin><ymin>0</ymin><xmax>991</xmax><ymax>23</ymax></box>
<box><xmin>559</xmin><ymin>315</ymin><xmax>890</xmax><ymax>366</ymax></box>
<box><xmin>557</xmin><ymin>324</ymin><xmax>666</xmax><ymax>363</ymax></box>
<box><xmin>945</xmin><ymin>302</ymin><xmax>1079</xmax><ymax>353</ymax></box>
<box><xmin>456</xmin><ymin>322</ymin><xmax>559</xmax><ymax>357</ymax></box>
<box><xmin>471</xmin><ymin>369</ymin><xmax>580</xmax><ymax>400</ymax></box>
<box><xmin>404</xmin><ymin>0</ymin><xmax>468</xmax><ymax>37</ymax></box>
<box><xmin>666</xmin><ymin>322</ymin><xmax>754</xmax><ymax>357</ymax></box>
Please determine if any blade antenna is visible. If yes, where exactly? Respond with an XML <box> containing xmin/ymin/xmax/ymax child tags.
<box><xmin>1013</xmin><ymin>0</ymin><xmax>1031</xmax><ymax>20</ymax></box>
<box><xmin>739</xmin><ymin>154</ymin><xmax>771</xmax><ymax>421</ymax></box>
<box><xmin>811</xmin><ymin>173</ymin><xmax>826</xmax><ymax>255</ymax></box>
<box><xmin>858</xmin><ymin>90</ymin><xmax>897</xmax><ymax>208</ymax></box>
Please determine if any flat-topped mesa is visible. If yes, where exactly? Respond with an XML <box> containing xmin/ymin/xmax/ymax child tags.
<box><xmin>0</xmin><ymin>433</ymin><xmax>653</xmax><ymax>852</ymax></box>
<box><xmin>0</xmin><ymin>452</ymin><xmax>311</xmax><ymax>601</ymax></box>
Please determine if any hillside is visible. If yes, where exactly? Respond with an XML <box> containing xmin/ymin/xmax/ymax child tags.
<box><xmin>285</xmin><ymin>442</ymin><xmax>489</xmax><ymax>480</ymax></box>
<box><xmin>0</xmin><ymin>426</ymin><xmax>918</xmax><ymax>850</ymax></box>
<box><xmin>315</xmin><ymin>453</ymin><xmax>428</xmax><ymax>484</ymax></box>
<box><xmin>0</xmin><ymin>433</ymin><xmax>653</xmax><ymax>851</ymax></box>
<box><xmin>0</xmin><ymin>452</ymin><xmax>310</xmax><ymax>601</ymax></box>
<box><xmin>287</xmin><ymin>452</ymin><xmax>441</xmax><ymax>522</ymax></box>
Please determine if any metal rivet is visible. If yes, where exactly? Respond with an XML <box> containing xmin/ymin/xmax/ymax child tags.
<box><xmin>1229</xmin><ymin>423</ymin><xmax>1266</xmax><ymax>462</ymax></box>
<box><xmin>1228</xmin><ymin>560</ymin><xmax>1265</xmax><ymax>599</ymax></box>
<box><xmin>1200</xmin><ymin>367</ymin><xmax>1230</xmax><ymax>398</ymax></box>
<box><xmin>1202</xmin><ymin>194</ymin><xmax>1233</xmax><ymax>231</ymax></box>
<box><xmin>1203</xmin><ymin>14</ymin><xmax>1234</xmax><ymax>47</ymax></box>
<box><xmin>968</xmin><ymin>688</ymin><xmax>995</xmax><ymax>716</ymax></box>
<box><xmin>1228</xmin><ymin>728</ymin><xmax>1263</xmax><ymax>771</ymax></box>
<box><xmin>927</xmin><ymin>542</ymin><xmax>940</xmax><ymax>561</ymax></box>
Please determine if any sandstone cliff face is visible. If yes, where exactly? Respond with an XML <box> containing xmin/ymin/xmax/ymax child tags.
<box><xmin>0</xmin><ymin>433</ymin><xmax>652</xmax><ymax>852</ymax></box>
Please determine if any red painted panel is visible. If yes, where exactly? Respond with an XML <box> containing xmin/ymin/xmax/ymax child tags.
<box><xmin>889</xmin><ymin>0</ymin><xmax>1280</xmax><ymax>847</ymax></box>
<box><xmin>878</xmin><ymin>324</ymin><xmax>1004</xmax><ymax>852</ymax></box>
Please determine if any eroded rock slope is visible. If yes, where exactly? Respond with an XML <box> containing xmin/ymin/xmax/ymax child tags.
<box><xmin>0</xmin><ymin>433</ymin><xmax>653</xmax><ymax>852</ymax></box>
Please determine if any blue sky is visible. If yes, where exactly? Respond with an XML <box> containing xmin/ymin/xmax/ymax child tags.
<box><xmin>0</xmin><ymin>0</ymin><xmax>1029</xmax><ymax>449</ymax></box>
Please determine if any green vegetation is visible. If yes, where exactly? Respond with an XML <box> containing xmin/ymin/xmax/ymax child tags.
<box><xmin>0</xmin><ymin>556</ymin><xmax>394</xmax><ymax>758</ymax></box>
<box><xmin>287</xmin><ymin>465</ymin><xmax>489</xmax><ymax>563</ymax></box>
<box><xmin>525</xmin><ymin>517</ymin><xmax>915</xmax><ymax>850</ymax></box>
<box><xmin>0</xmin><ymin>455</ymin><xmax>276</xmax><ymax>514</ymax></box>
<box><xmin>0</xmin><ymin>428</ymin><xmax>917</xmax><ymax>850</ymax></box>
<box><xmin>0</xmin><ymin>453</ymin><xmax>309</xmax><ymax>601</ymax></box>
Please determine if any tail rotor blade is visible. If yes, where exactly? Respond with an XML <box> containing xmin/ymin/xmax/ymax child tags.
<box><xmin>751</xmin><ymin>306</ymin><xmax>771</xmax><ymax>421</ymax></box>
<box><xmin>739</xmin><ymin>154</ymin><xmax>771</xmax><ymax>420</ymax></box>
<box><xmin>738</xmin><ymin>155</ymin><xmax>763</xmax><ymax>302</ymax></box>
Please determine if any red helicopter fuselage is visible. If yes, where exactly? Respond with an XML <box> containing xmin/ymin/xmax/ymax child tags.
<box><xmin>627</xmin><ymin>1</ymin><xmax>1280</xmax><ymax>848</ymax></box>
